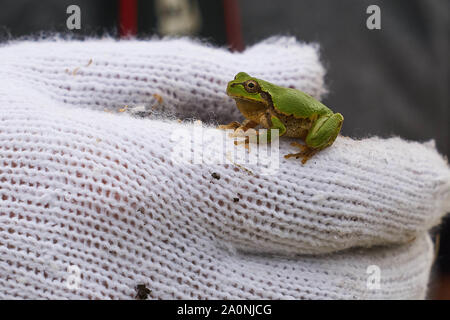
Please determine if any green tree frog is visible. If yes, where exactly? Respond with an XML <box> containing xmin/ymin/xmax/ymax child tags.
<box><xmin>220</xmin><ymin>72</ymin><xmax>344</xmax><ymax>164</ymax></box>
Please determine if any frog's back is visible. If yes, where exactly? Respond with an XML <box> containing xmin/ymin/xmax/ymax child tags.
<box><xmin>259</xmin><ymin>80</ymin><xmax>332</xmax><ymax>118</ymax></box>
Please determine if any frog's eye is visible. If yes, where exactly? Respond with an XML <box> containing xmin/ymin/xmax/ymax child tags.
<box><xmin>243</xmin><ymin>80</ymin><xmax>260</xmax><ymax>93</ymax></box>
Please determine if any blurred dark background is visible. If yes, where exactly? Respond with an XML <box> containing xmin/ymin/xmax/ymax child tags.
<box><xmin>0</xmin><ymin>0</ymin><xmax>448</xmax><ymax>298</ymax></box>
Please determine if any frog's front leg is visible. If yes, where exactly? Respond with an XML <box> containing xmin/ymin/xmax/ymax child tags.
<box><xmin>234</xmin><ymin>119</ymin><xmax>259</xmax><ymax>134</ymax></box>
<box><xmin>285</xmin><ymin>113</ymin><xmax>343</xmax><ymax>164</ymax></box>
<box><xmin>217</xmin><ymin>121</ymin><xmax>241</xmax><ymax>130</ymax></box>
<box><xmin>232</xmin><ymin>115</ymin><xmax>287</xmax><ymax>148</ymax></box>
<box><xmin>218</xmin><ymin>119</ymin><xmax>258</xmax><ymax>132</ymax></box>
<box><xmin>256</xmin><ymin>115</ymin><xmax>287</xmax><ymax>143</ymax></box>
<box><xmin>218</xmin><ymin>120</ymin><xmax>259</xmax><ymax>149</ymax></box>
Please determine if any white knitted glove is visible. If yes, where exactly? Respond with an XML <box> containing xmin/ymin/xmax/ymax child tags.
<box><xmin>1</xmin><ymin>37</ymin><xmax>449</xmax><ymax>300</ymax></box>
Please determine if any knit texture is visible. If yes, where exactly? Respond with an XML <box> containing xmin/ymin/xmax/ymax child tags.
<box><xmin>0</xmin><ymin>36</ymin><xmax>326</xmax><ymax>123</ymax></box>
<box><xmin>0</xmin><ymin>37</ymin><xmax>449</xmax><ymax>299</ymax></box>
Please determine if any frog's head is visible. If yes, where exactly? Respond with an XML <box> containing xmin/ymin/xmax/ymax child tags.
<box><xmin>226</xmin><ymin>72</ymin><xmax>266</xmax><ymax>104</ymax></box>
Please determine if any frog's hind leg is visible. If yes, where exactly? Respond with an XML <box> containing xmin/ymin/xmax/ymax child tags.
<box><xmin>285</xmin><ymin>113</ymin><xmax>343</xmax><ymax>164</ymax></box>
<box><xmin>305</xmin><ymin>113</ymin><xmax>343</xmax><ymax>150</ymax></box>
<box><xmin>284</xmin><ymin>142</ymin><xmax>319</xmax><ymax>164</ymax></box>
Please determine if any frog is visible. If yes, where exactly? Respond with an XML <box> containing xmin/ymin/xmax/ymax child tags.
<box><xmin>219</xmin><ymin>72</ymin><xmax>344</xmax><ymax>164</ymax></box>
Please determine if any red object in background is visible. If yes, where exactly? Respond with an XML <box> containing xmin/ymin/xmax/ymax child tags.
<box><xmin>119</xmin><ymin>0</ymin><xmax>138</xmax><ymax>37</ymax></box>
<box><xmin>118</xmin><ymin>0</ymin><xmax>243</xmax><ymax>49</ymax></box>
<box><xmin>223</xmin><ymin>0</ymin><xmax>244</xmax><ymax>52</ymax></box>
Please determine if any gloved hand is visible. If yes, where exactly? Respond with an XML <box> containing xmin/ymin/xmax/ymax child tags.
<box><xmin>0</xmin><ymin>37</ymin><xmax>449</xmax><ymax>299</ymax></box>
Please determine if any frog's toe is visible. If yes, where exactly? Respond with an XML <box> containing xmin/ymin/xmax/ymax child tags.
<box><xmin>234</xmin><ymin>137</ymin><xmax>249</xmax><ymax>145</ymax></box>
<box><xmin>284</xmin><ymin>152</ymin><xmax>313</xmax><ymax>164</ymax></box>
<box><xmin>233</xmin><ymin>136</ymin><xmax>252</xmax><ymax>151</ymax></box>
<box><xmin>284</xmin><ymin>143</ymin><xmax>319</xmax><ymax>164</ymax></box>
